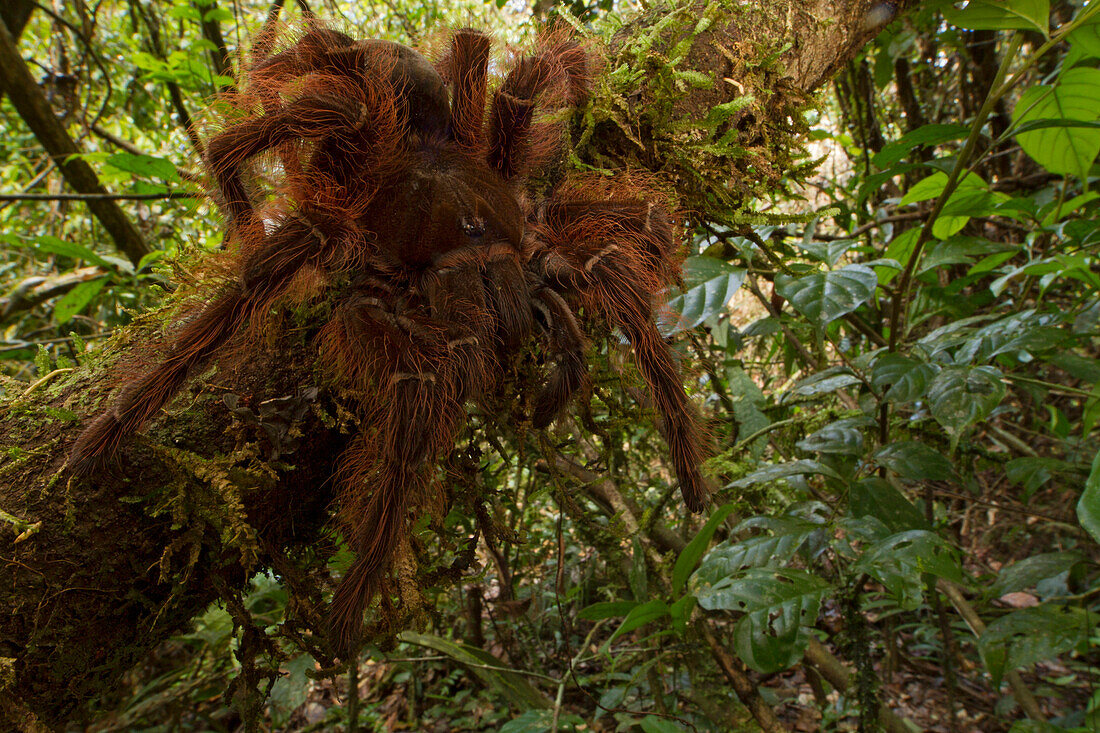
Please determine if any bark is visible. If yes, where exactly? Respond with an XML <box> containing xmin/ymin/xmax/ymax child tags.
<box><xmin>0</xmin><ymin>0</ymin><xmax>911</xmax><ymax>728</ymax></box>
<box><xmin>0</xmin><ymin>15</ymin><xmax>152</xmax><ymax>267</ymax></box>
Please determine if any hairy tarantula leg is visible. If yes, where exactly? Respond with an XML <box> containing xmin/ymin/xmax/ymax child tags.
<box><xmin>325</xmin><ymin>267</ymin><xmax>495</xmax><ymax>655</ymax></box>
<box><xmin>539</xmin><ymin>200</ymin><xmax>710</xmax><ymax>512</ymax></box>
<box><xmin>207</xmin><ymin>95</ymin><xmax>382</xmax><ymax>229</ymax></box>
<box><xmin>68</xmin><ymin>287</ymin><xmax>248</xmax><ymax>474</ymax></box>
<box><xmin>487</xmin><ymin>38</ymin><xmax>588</xmax><ymax>180</ymax></box>
<box><xmin>439</xmin><ymin>29</ymin><xmax>491</xmax><ymax>149</ymax></box>
<box><xmin>69</xmin><ymin>216</ymin><xmax>326</xmax><ymax>474</ymax></box>
<box><xmin>531</xmin><ymin>286</ymin><xmax>589</xmax><ymax>428</ymax></box>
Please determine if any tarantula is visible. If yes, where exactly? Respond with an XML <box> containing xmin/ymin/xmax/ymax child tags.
<box><xmin>69</xmin><ymin>25</ymin><xmax>709</xmax><ymax>651</ymax></box>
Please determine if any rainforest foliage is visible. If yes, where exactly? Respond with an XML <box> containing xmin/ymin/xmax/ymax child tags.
<box><xmin>1</xmin><ymin>0</ymin><xmax>1099</xmax><ymax>730</ymax></box>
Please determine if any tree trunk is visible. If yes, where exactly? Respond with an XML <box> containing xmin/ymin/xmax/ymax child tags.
<box><xmin>0</xmin><ymin>0</ymin><xmax>907</xmax><ymax>727</ymax></box>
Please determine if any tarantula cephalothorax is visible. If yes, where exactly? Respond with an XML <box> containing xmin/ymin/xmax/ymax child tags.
<box><xmin>69</xmin><ymin>25</ymin><xmax>710</xmax><ymax>650</ymax></box>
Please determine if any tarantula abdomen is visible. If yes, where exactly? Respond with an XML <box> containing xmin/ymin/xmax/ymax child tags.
<box><xmin>68</xmin><ymin>24</ymin><xmax>710</xmax><ymax>655</ymax></box>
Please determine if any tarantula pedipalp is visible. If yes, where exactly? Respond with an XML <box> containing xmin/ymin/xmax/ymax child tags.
<box><xmin>68</xmin><ymin>25</ymin><xmax>710</xmax><ymax>651</ymax></box>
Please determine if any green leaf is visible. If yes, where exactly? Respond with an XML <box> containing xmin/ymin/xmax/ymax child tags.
<box><xmin>640</xmin><ymin>716</ymin><xmax>687</xmax><ymax>733</ymax></box>
<box><xmin>928</xmin><ymin>365</ymin><xmax>1006</xmax><ymax>435</ymax></box>
<box><xmin>53</xmin><ymin>279</ymin><xmax>107</xmax><ymax>324</ymax></box>
<box><xmin>28</xmin><ymin>235</ymin><xmax>113</xmax><ymax>269</ymax></box>
<box><xmin>901</xmin><ymin>171</ymin><xmax>986</xmax><ymax>206</ymax></box>
<box><xmin>848</xmin><ymin>477</ymin><xmax>930</xmax><ymax>533</ymax></box>
<box><xmin>785</xmin><ymin>367</ymin><xmax>861</xmax><ymax>401</ymax></box>
<box><xmin>105</xmin><ymin>152</ymin><xmax>182</xmax><ymax>183</ymax></box>
<box><xmin>796</xmin><ymin>418</ymin><xmax>870</xmax><ymax>455</ymax></box>
<box><xmin>578</xmin><ymin>600</ymin><xmax>638</xmax><ymax>620</ymax></box>
<box><xmin>978</xmin><ymin>605</ymin><xmax>1090</xmax><ymax>686</ymax></box>
<box><xmin>853</xmin><ymin>530</ymin><xmax>963</xmax><ymax>610</ymax></box>
<box><xmin>1077</xmin><ymin>449</ymin><xmax>1100</xmax><ymax>544</ymax></box>
<box><xmin>665</xmin><ymin>256</ymin><xmax>745</xmax><ymax>333</ymax></box>
<box><xmin>942</xmin><ymin>0</ymin><xmax>1050</xmax><ymax>35</ymax></box>
<box><xmin>1004</xmin><ymin>456</ymin><xmax>1069</xmax><ymax>495</ymax></box>
<box><xmin>692</xmin><ymin>524</ymin><xmax>818</xmax><ymax>587</ymax></box>
<box><xmin>797</xmin><ymin>238</ymin><xmax>854</xmax><ymax>267</ymax></box>
<box><xmin>608</xmin><ymin>599</ymin><xmax>670</xmax><ymax>643</ymax></box>
<box><xmin>871</xmin><ymin>353</ymin><xmax>940</xmax><ymax>403</ymax></box>
<box><xmin>697</xmin><ymin>568</ymin><xmax>829</xmax><ymax>673</ymax></box>
<box><xmin>399</xmin><ymin>632</ymin><xmax>552</xmax><ymax>709</ymax></box>
<box><xmin>728</xmin><ymin>366</ymin><xmax>769</xmax><ymax>458</ymax></box>
<box><xmin>728</xmin><ymin>459</ymin><xmax>841</xmax><ymax>489</ymax></box>
<box><xmin>874</xmin><ymin>441</ymin><xmax>957</xmax><ymax>481</ymax></box>
<box><xmin>267</xmin><ymin>654</ymin><xmax>315</xmax><ymax>727</ymax></box>
<box><xmin>1067</xmin><ymin>14</ymin><xmax>1100</xmax><ymax>57</ymax></box>
<box><xmin>775</xmin><ymin>265</ymin><xmax>877</xmax><ymax>325</ymax></box>
<box><xmin>500</xmin><ymin>710</ymin><xmax>557</xmax><ymax>733</ymax></box>
<box><xmin>672</xmin><ymin>502</ymin><xmax>737</xmax><ymax>593</ymax></box>
<box><xmin>1013</xmin><ymin>68</ymin><xmax>1100</xmax><ymax>178</ymax></box>
<box><xmin>668</xmin><ymin>594</ymin><xmax>696</xmax><ymax>635</ymax></box>
<box><xmin>873</xmin><ymin>123</ymin><xmax>970</xmax><ymax>169</ymax></box>
<box><xmin>987</xmin><ymin>552</ymin><xmax>1082</xmax><ymax>599</ymax></box>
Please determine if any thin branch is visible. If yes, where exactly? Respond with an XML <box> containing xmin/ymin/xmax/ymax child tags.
<box><xmin>0</xmin><ymin>191</ymin><xmax>201</xmax><ymax>201</ymax></box>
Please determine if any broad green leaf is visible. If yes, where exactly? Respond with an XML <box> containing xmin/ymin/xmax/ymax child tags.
<box><xmin>774</xmin><ymin>265</ymin><xmax>877</xmax><ymax>325</ymax></box>
<box><xmin>901</xmin><ymin>171</ymin><xmax>985</xmax><ymax>206</ymax></box>
<box><xmin>873</xmin><ymin>123</ymin><xmax>970</xmax><ymax>169</ymax></box>
<box><xmin>874</xmin><ymin>441</ymin><xmax>957</xmax><ymax>481</ymax></box>
<box><xmin>942</xmin><ymin>0</ymin><xmax>1049</xmax><ymax>35</ymax></box>
<box><xmin>26</xmin><ymin>235</ymin><xmax>113</xmax><ymax>269</ymax></box>
<box><xmin>672</xmin><ymin>502</ymin><xmax>737</xmax><ymax>593</ymax></box>
<box><xmin>1050</xmin><ymin>352</ymin><xmax>1100</xmax><ymax>384</ymax></box>
<box><xmin>54</xmin><ymin>279</ymin><xmax>107</xmax><ymax>324</ymax></box>
<box><xmin>785</xmin><ymin>367</ymin><xmax>861</xmax><ymax>400</ymax></box>
<box><xmin>399</xmin><ymin>632</ymin><xmax>553</xmax><ymax>709</ymax></box>
<box><xmin>796</xmin><ymin>418</ymin><xmax>870</xmax><ymax>455</ymax></box>
<box><xmin>935</xmin><ymin>187</ymin><xmax>1011</xmax><ymax>239</ymax></box>
<box><xmin>1067</xmin><ymin>15</ymin><xmax>1100</xmax><ymax>57</ymax></box>
<box><xmin>1013</xmin><ymin>68</ymin><xmax>1100</xmax><ymax>178</ymax></box>
<box><xmin>987</xmin><ymin>552</ymin><xmax>1082</xmax><ymax>599</ymax></box>
<box><xmin>848</xmin><ymin>477</ymin><xmax>930</xmax><ymax>533</ymax></box>
<box><xmin>665</xmin><ymin>256</ymin><xmax>745</xmax><ymax>333</ymax></box>
<box><xmin>978</xmin><ymin>605</ymin><xmax>1090</xmax><ymax>686</ymax></box>
<box><xmin>268</xmin><ymin>654</ymin><xmax>315</xmax><ymax>728</ymax></box>
<box><xmin>871</xmin><ymin>352</ymin><xmax>940</xmax><ymax>403</ymax></box>
<box><xmin>797</xmin><ymin>238</ymin><xmax>854</xmax><ymax>266</ymax></box>
<box><xmin>105</xmin><ymin>152</ymin><xmax>182</xmax><ymax>182</ymax></box>
<box><xmin>728</xmin><ymin>459</ymin><xmax>841</xmax><ymax>488</ymax></box>
<box><xmin>853</xmin><ymin>530</ymin><xmax>963</xmax><ymax>609</ymax></box>
<box><xmin>640</xmin><ymin>717</ymin><xmax>687</xmax><ymax>733</ymax></box>
<box><xmin>608</xmin><ymin>599</ymin><xmax>670</xmax><ymax>643</ymax></box>
<box><xmin>696</xmin><ymin>568</ymin><xmax>829</xmax><ymax>673</ymax></box>
<box><xmin>728</xmin><ymin>367</ymin><xmax>769</xmax><ymax>458</ymax></box>
<box><xmin>668</xmin><ymin>594</ymin><xmax>697</xmax><ymax>635</ymax></box>
<box><xmin>1004</xmin><ymin>456</ymin><xmax>1070</xmax><ymax>495</ymax></box>
<box><xmin>691</xmin><ymin>528</ymin><xmax>816</xmax><ymax>587</ymax></box>
<box><xmin>928</xmin><ymin>365</ymin><xmax>1006</xmax><ymax>435</ymax></box>
<box><xmin>1077</xmin><ymin>449</ymin><xmax>1100</xmax><ymax>544</ymax></box>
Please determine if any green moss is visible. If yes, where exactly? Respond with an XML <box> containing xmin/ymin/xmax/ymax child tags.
<box><xmin>570</xmin><ymin>0</ymin><xmax>819</xmax><ymax>224</ymax></box>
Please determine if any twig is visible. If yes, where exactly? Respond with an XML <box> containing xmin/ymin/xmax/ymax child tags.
<box><xmin>0</xmin><ymin>191</ymin><xmax>200</xmax><ymax>201</ymax></box>
<box><xmin>0</xmin><ymin>189</ymin><xmax>200</xmax><ymax>201</ymax></box>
